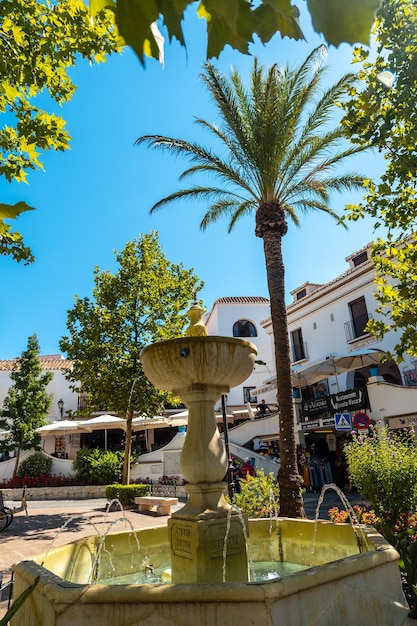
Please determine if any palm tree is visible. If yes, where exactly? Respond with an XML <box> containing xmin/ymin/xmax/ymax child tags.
<box><xmin>136</xmin><ymin>46</ymin><xmax>367</xmax><ymax>517</ymax></box>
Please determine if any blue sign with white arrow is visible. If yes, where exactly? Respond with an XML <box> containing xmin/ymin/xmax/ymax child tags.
<box><xmin>334</xmin><ymin>413</ymin><xmax>352</xmax><ymax>431</ymax></box>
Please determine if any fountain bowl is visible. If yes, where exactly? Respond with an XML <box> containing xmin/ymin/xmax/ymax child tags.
<box><xmin>140</xmin><ymin>336</ymin><xmax>257</xmax><ymax>393</ymax></box>
<box><xmin>11</xmin><ymin>517</ymin><xmax>409</xmax><ymax>625</ymax></box>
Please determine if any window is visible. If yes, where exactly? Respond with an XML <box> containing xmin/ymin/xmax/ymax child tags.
<box><xmin>345</xmin><ymin>296</ymin><xmax>369</xmax><ymax>340</ymax></box>
<box><xmin>352</xmin><ymin>251</ymin><xmax>368</xmax><ymax>266</ymax></box>
<box><xmin>291</xmin><ymin>328</ymin><xmax>306</xmax><ymax>362</ymax></box>
<box><xmin>296</xmin><ymin>288</ymin><xmax>306</xmax><ymax>300</ymax></box>
<box><xmin>233</xmin><ymin>320</ymin><xmax>257</xmax><ymax>337</ymax></box>
<box><xmin>244</xmin><ymin>387</ymin><xmax>257</xmax><ymax>403</ymax></box>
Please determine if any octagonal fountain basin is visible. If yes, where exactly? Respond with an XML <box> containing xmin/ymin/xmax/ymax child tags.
<box><xmin>12</xmin><ymin>518</ymin><xmax>409</xmax><ymax>626</ymax></box>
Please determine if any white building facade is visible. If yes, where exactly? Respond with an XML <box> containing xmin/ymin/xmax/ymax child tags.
<box><xmin>204</xmin><ymin>296</ymin><xmax>274</xmax><ymax>411</ymax></box>
<box><xmin>0</xmin><ymin>355</ymin><xmax>78</xmax><ymax>421</ymax></box>
<box><xmin>261</xmin><ymin>244</ymin><xmax>417</xmax><ymax>445</ymax></box>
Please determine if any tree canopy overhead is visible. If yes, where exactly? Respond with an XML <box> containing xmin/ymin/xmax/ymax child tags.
<box><xmin>342</xmin><ymin>0</ymin><xmax>417</xmax><ymax>360</ymax></box>
<box><xmin>0</xmin><ymin>0</ymin><xmax>118</xmax><ymax>262</ymax></box>
<box><xmin>90</xmin><ymin>0</ymin><xmax>382</xmax><ymax>65</ymax></box>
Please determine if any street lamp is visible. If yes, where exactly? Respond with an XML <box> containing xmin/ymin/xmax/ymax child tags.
<box><xmin>57</xmin><ymin>399</ymin><xmax>64</xmax><ymax>419</ymax></box>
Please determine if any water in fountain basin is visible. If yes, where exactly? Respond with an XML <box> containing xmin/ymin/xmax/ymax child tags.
<box><xmin>89</xmin><ymin>512</ymin><xmax>142</xmax><ymax>584</ymax></box>
<box><xmin>39</xmin><ymin>498</ymin><xmax>142</xmax><ymax>583</ymax></box>
<box><xmin>310</xmin><ymin>483</ymin><xmax>371</xmax><ymax>566</ymax></box>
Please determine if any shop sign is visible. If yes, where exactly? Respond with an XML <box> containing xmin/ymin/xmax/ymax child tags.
<box><xmin>389</xmin><ymin>416</ymin><xmax>417</xmax><ymax>430</ymax></box>
<box><xmin>322</xmin><ymin>417</ymin><xmax>335</xmax><ymax>427</ymax></box>
<box><xmin>303</xmin><ymin>420</ymin><xmax>320</xmax><ymax>430</ymax></box>
<box><xmin>329</xmin><ymin>388</ymin><xmax>364</xmax><ymax>413</ymax></box>
<box><xmin>301</xmin><ymin>397</ymin><xmax>329</xmax><ymax>418</ymax></box>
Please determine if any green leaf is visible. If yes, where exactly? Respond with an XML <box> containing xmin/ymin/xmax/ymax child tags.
<box><xmin>0</xmin><ymin>201</ymin><xmax>36</xmax><ymax>220</ymax></box>
<box><xmin>307</xmin><ymin>0</ymin><xmax>381</xmax><ymax>46</ymax></box>
<box><xmin>198</xmin><ymin>0</ymin><xmax>254</xmax><ymax>58</ymax></box>
<box><xmin>253</xmin><ymin>0</ymin><xmax>304</xmax><ymax>44</ymax></box>
<box><xmin>115</xmin><ymin>0</ymin><xmax>161</xmax><ymax>64</ymax></box>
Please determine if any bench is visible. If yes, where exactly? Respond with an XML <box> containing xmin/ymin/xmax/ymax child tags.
<box><xmin>135</xmin><ymin>496</ymin><xmax>178</xmax><ymax>516</ymax></box>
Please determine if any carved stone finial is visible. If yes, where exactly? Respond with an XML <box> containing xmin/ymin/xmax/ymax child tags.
<box><xmin>185</xmin><ymin>298</ymin><xmax>208</xmax><ymax>337</ymax></box>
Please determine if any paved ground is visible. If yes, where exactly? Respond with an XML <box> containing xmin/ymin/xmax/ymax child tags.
<box><xmin>0</xmin><ymin>488</ymin><xmax>365</xmax><ymax>621</ymax></box>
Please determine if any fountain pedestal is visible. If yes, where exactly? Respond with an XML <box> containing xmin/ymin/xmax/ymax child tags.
<box><xmin>140</xmin><ymin>323</ymin><xmax>257</xmax><ymax>585</ymax></box>
<box><xmin>169</xmin><ymin>509</ymin><xmax>249</xmax><ymax>584</ymax></box>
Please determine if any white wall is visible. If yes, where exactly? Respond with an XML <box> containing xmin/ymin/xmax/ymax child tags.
<box><xmin>204</xmin><ymin>298</ymin><xmax>274</xmax><ymax>408</ymax></box>
<box><xmin>0</xmin><ymin>360</ymin><xmax>79</xmax><ymax>421</ymax></box>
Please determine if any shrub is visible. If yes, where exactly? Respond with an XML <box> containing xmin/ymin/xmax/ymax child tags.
<box><xmin>230</xmin><ymin>469</ymin><xmax>280</xmax><ymax>518</ymax></box>
<box><xmin>328</xmin><ymin>505</ymin><xmax>417</xmax><ymax>618</ymax></box>
<box><xmin>17</xmin><ymin>452</ymin><xmax>52</xmax><ymax>478</ymax></box>
<box><xmin>73</xmin><ymin>448</ymin><xmax>123</xmax><ymax>485</ymax></box>
<box><xmin>344</xmin><ymin>426</ymin><xmax>417</xmax><ymax>522</ymax></box>
<box><xmin>105</xmin><ymin>483</ymin><xmax>151</xmax><ymax>506</ymax></box>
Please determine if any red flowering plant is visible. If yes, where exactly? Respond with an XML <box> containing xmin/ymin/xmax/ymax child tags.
<box><xmin>0</xmin><ymin>474</ymin><xmax>89</xmax><ymax>489</ymax></box>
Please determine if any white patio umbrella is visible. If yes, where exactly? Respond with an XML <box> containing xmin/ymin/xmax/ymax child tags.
<box><xmin>36</xmin><ymin>420</ymin><xmax>93</xmax><ymax>436</ymax></box>
<box><xmin>166</xmin><ymin>410</ymin><xmax>189</xmax><ymax>427</ymax></box>
<box><xmin>131</xmin><ymin>416</ymin><xmax>169</xmax><ymax>431</ymax></box>
<box><xmin>81</xmin><ymin>414</ymin><xmax>127</xmax><ymax>450</ymax></box>
<box><xmin>293</xmin><ymin>349</ymin><xmax>385</xmax><ymax>389</ymax></box>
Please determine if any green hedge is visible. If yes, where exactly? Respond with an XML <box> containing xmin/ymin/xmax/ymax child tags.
<box><xmin>105</xmin><ymin>483</ymin><xmax>151</xmax><ymax>506</ymax></box>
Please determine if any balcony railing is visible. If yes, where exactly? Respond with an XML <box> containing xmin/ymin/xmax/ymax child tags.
<box><xmin>344</xmin><ymin>314</ymin><xmax>372</xmax><ymax>342</ymax></box>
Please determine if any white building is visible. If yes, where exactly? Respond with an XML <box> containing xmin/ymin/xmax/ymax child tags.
<box><xmin>0</xmin><ymin>354</ymin><xmax>78</xmax><ymax>420</ymax></box>
<box><xmin>260</xmin><ymin>243</ymin><xmax>417</xmax><ymax>450</ymax></box>
<box><xmin>204</xmin><ymin>296</ymin><xmax>274</xmax><ymax>412</ymax></box>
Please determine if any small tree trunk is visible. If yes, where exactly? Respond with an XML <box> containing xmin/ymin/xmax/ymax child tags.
<box><xmin>122</xmin><ymin>411</ymin><xmax>133</xmax><ymax>485</ymax></box>
<box><xmin>13</xmin><ymin>445</ymin><xmax>21</xmax><ymax>478</ymax></box>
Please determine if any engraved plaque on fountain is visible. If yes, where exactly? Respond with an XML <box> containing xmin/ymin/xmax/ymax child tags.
<box><xmin>170</xmin><ymin>521</ymin><xmax>196</xmax><ymax>558</ymax></box>
<box><xmin>208</xmin><ymin>518</ymin><xmax>246</xmax><ymax>559</ymax></box>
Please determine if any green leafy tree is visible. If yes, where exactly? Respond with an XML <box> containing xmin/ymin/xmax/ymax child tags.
<box><xmin>0</xmin><ymin>334</ymin><xmax>53</xmax><ymax>476</ymax></box>
<box><xmin>90</xmin><ymin>0</ymin><xmax>382</xmax><ymax>65</ymax></box>
<box><xmin>0</xmin><ymin>0</ymin><xmax>118</xmax><ymax>262</ymax></box>
<box><xmin>59</xmin><ymin>231</ymin><xmax>203</xmax><ymax>484</ymax></box>
<box><xmin>345</xmin><ymin>426</ymin><xmax>417</xmax><ymax>523</ymax></box>
<box><xmin>342</xmin><ymin>0</ymin><xmax>417</xmax><ymax>360</ymax></box>
<box><xmin>0</xmin><ymin>201</ymin><xmax>35</xmax><ymax>264</ymax></box>
<box><xmin>137</xmin><ymin>49</ymin><xmax>367</xmax><ymax>517</ymax></box>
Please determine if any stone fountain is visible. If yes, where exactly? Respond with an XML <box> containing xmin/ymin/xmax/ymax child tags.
<box><xmin>9</xmin><ymin>303</ymin><xmax>411</xmax><ymax>625</ymax></box>
<box><xmin>140</xmin><ymin>300</ymin><xmax>257</xmax><ymax>584</ymax></box>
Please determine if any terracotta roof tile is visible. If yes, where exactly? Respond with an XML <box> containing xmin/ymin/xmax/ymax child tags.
<box><xmin>213</xmin><ymin>296</ymin><xmax>269</xmax><ymax>305</ymax></box>
<box><xmin>0</xmin><ymin>358</ymin><xmax>73</xmax><ymax>372</ymax></box>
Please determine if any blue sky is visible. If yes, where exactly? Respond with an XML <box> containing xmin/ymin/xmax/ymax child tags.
<box><xmin>0</xmin><ymin>6</ymin><xmax>384</xmax><ymax>359</ymax></box>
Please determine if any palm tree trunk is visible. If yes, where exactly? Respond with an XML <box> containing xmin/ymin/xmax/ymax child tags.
<box><xmin>261</xmin><ymin>229</ymin><xmax>305</xmax><ymax>518</ymax></box>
